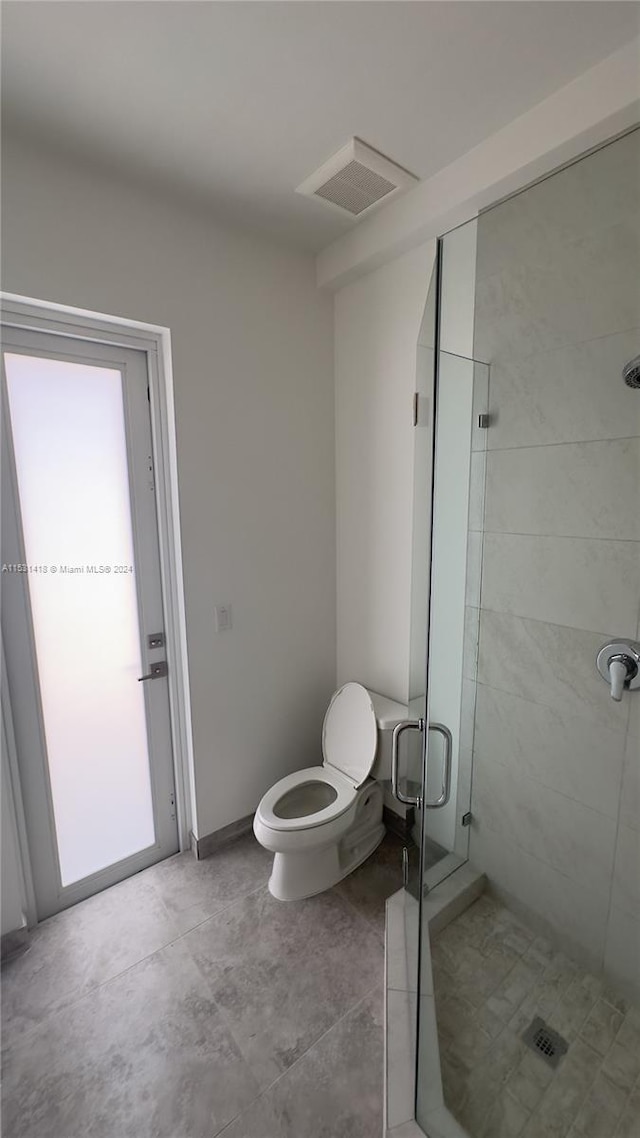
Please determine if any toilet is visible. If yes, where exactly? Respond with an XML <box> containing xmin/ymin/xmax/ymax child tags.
<box><xmin>253</xmin><ymin>682</ymin><xmax>408</xmax><ymax>901</ymax></box>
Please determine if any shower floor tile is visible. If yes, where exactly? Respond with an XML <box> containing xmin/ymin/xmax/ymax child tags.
<box><xmin>433</xmin><ymin>895</ymin><xmax>640</xmax><ymax>1138</ymax></box>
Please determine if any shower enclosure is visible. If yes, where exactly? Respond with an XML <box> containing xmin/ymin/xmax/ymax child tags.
<box><xmin>393</xmin><ymin>126</ymin><xmax>640</xmax><ymax>1137</ymax></box>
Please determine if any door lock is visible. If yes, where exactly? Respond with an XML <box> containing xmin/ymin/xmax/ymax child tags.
<box><xmin>138</xmin><ymin>661</ymin><xmax>168</xmax><ymax>681</ymax></box>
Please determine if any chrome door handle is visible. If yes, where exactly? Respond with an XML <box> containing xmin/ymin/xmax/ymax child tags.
<box><xmin>391</xmin><ymin>719</ymin><xmax>425</xmax><ymax>807</ymax></box>
<box><xmin>138</xmin><ymin>661</ymin><xmax>168</xmax><ymax>681</ymax></box>
<box><xmin>426</xmin><ymin>722</ymin><xmax>452</xmax><ymax>809</ymax></box>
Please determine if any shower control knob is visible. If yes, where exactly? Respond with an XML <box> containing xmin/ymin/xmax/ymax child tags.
<box><xmin>596</xmin><ymin>641</ymin><xmax>640</xmax><ymax>701</ymax></box>
<box><xmin>609</xmin><ymin>657</ymin><xmax>632</xmax><ymax>702</ymax></box>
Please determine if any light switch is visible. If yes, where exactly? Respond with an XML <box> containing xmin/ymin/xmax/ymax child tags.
<box><xmin>214</xmin><ymin>604</ymin><xmax>232</xmax><ymax>632</ymax></box>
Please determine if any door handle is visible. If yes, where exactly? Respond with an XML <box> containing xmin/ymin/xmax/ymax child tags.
<box><xmin>426</xmin><ymin>722</ymin><xmax>452</xmax><ymax>809</ymax></box>
<box><xmin>138</xmin><ymin>661</ymin><xmax>168</xmax><ymax>681</ymax></box>
<box><xmin>391</xmin><ymin>719</ymin><xmax>425</xmax><ymax>808</ymax></box>
<box><xmin>391</xmin><ymin>718</ymin><xmax>454</xmax><ymax>810</ymax></box>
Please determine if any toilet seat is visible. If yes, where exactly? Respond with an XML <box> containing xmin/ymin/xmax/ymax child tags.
<box><xmin>253</xmin><ymin>682</ymin><xmax>389</xmax><ymax>900</ymax></box>
<box><xmin>255</xmin><ymin>766</ymin><xmax>356</xmax><ymax>832</ymax></box>
<box><xmin>256</xmin><ymin>683</ymin><xmax>379</xmax><ymax>834</ymax></box>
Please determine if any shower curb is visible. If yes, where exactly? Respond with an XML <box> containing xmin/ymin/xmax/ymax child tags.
<box><xmin>384</xmin><ymin>863</ymin><xmax>485</xmax><ymax>1138</ymax></box>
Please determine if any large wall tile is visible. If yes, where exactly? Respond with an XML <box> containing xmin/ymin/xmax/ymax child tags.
<box><xmin>620</xmin><ymin>723</ymin><xmax>639</xmax><ymax>833</ymax></box>
<box><xmin>481</xmin><ymin>533</ymin><xmax>640</xmax><ymax>635</ymax></box>
<box><xmin>486</xmin><ymin>330</ymin><xmax>640</xmax><ymax>451</ymax></box>
<box><xmin>471</xmin><ymin>361</ymin><xmax>491</xmax><ymax>452</ymax></box>
<box><xmin>484</xmin><ymin>438</ymin><xmax>640</xmax><ymax>541</ymax></box>
<box><xmin>477</xmin><ymin>610</ymin><xmax>630</xmax><ymax>735</ymax></box>
<box><xmin>475</xmin><ymin>220</ymin><xmax>640</xmax><ymax>361</ymax></box>
<box><xmin>470</xmin><ymin>128</ymin><xmax>640</xmax><ymax>994</ymax></box>
<box><xmin>603</xmin><ymin>904</ymin><xmax>640</xmax><ymax>1006</ymax></box>
<box><xmin>628</xmin><ymin>691</ymin><xmax>640</xmax><ymax>741</ymax></box>
<box><xmin>465</xmin><ymin>531</ymin><xmax>482</xmax><ymax>608</ymax></box>
<box><xmin>468</xmin><ymin>451</ymin><xmax>486</xmax><ymax>532</ymax></box>
<box><xmin>454</xmin><ymin>746</ymin><xmax>473</xmax><ymax>857</ymax></box>
<box><xmin>474</xmin><ymin>684</ymin><xmax>625</xmax><ymax>820</ymax></box>
<box><xmin>468</xmin><ymin>824</ymin><xmax>610</xmax><ymax>969</ymax></box>
<box><xmin>462</xmin><ymin>607</ymin><xmax>479</xmax><ymax>682</ymax></box>
<box><xmin>459</xmin><ymin>678</ymin><xmax>477</xmax><ymax>754</ymax></box>
<box><xmin>476</xmin><ymin>130</ymin><xmax>640</xmax><ymax>283</ymax></box>
<box><xmin>472</xmin><ymin>753</ymin><xmax>617</xmax><ymax>897</ymax></box>
<box><xmin>611</xmin><ymin>824</ymin><xmax>640</xmax><ymax>920</ymax></box>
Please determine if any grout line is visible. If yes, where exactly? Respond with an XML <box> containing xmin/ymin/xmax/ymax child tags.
<box><xmin>472</xmin><ymin>737</ymin><xmax>625</xmax><ymax>827</ymax></box>
<box><xmin>472</xmin><ymin>814</ymin><xmax>613</xmax><ymax>908</ymax></box>
<box><xmin>435</xmin><ymin>900</ymin><xmax>633</xmax><ymax>1133</ymax></box>
<box><xmin>474</xmin><ymin>317</ymin><xmax>640</xmax><ymax>361</ymax></box>
<box><xmin>484</xmin><ymin>433</ymin><xmax>640</xmax><ymax>455</ymax></box>
<box><xmin>480</xmin><ymin>532</ymin><xmax>640</xmax><ymax>549</ymax></box>
<box><xmin>8</xmin><ymin>861</ymin><xmax>390</xmax><ymax>1131</ymax></box>
<box><xmin>601</xmin><ymin>722</ymin><xmax>631</xmax><ymax>979</ymax></box>
<box><xmin>2</xmin><ymin>872</ymin><xmax>273</xmax><ymax>1053</ymax></box>
<box><xmin>471</xmin><ymin>669</ymin><xmax>628</xmax><ymax>739</ymax></box>
<box><xmin>188</xmin><ymin>862</ymin><xmax>395</xmax><ymax>1134</ymax></box>
<box><xmin>477</xmin><ymin>601</ymin><xmax>639</xmax><ymax>648</ymax></box>
<box><xmin>213</xmin><ymin>981</ymin><xmax>383</xmax><ymax>1137</ymax></box>
<box><xmin>472</xmin><ymin>529</ymin><xmax>640</xmax><ymax>545</ymax></box>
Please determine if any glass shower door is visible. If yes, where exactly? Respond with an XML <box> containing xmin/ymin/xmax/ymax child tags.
<box><xmin>413</xmin><ymin>347</ymin><xmax>489</xmax><ymax>1130</ymax></box>
<box><xmin>403</xmin><ymin>341</ymin><xmax>490</xmax><ymax>895</ymax></box>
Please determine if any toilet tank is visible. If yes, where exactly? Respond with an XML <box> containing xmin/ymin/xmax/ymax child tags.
<box><xmin>368</xmin><ymin>690</ymin><xmax>409</xmax><ymax>781</ymax></box>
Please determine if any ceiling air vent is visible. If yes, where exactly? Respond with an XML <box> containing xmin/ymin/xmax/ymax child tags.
<box><xmin>296</xmin><ymin>138</ymin><xmax>418</xmax><ymax>218</ymax></box>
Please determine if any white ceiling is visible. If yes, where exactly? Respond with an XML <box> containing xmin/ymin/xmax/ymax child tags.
<box><xmin>2</xmin><ymin>1</ymin><xmax>639</xmax><ymax>251</ymax></box>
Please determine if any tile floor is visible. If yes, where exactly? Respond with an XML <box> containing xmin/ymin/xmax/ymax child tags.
<box><xmin>433</xmin><ymin>894</ymin><xmax>640</xmax><ymax>1138</ymax></box>
<box><xmin>1</xmin><ymin>830</ymin><xmax>408</xmax><ymax>1138</ymax></box>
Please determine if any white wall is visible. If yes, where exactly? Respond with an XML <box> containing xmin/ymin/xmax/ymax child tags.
<box><xmin>334</xmin><ymin>242</ymin><xmax>435</xmax><ymax>705</ymax></box>
<box><xmin>1</xmin><ymin>132</ymin><xmax>336</xmax><ymax>849</ymax></box>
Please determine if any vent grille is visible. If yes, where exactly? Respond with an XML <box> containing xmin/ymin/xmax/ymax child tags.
<box><xmin>314</xmin><ymin>160</ymin><xmax>396</xmax><ymax>216</ymax></box>
<box><xmin>522</xmin><ymin>1018</ymin><xmax>568</xmax><ymax>1069</ymax></box>
<box><xmin>296</xmin><ymin>138</ymin><xmax>418</xmax><ymax>219</ymax></box>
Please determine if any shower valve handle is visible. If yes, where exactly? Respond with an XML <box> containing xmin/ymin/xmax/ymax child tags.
<box><xmin>609</xmin><ymin>657</ymin><xmax>632</xmax><ymax>702</ymax></box>
<box><xmin>596</xmin><ymin>641</ymin><xmax>640</xmax><ymax>701</ymax></box>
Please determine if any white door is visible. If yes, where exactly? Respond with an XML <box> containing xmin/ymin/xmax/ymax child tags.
<box><xmin>1</xmin><ymin>326</ymin><xmax>179</xmax><ymax>920</ymax></box>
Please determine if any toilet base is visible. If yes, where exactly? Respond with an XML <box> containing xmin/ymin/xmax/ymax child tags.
<box><xmin>268</xmin><ymin>821</ymin><xmax>385</xmax><ymax>902</ymax></box>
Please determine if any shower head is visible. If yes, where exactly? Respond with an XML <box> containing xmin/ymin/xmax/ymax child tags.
<box><xmin>623</xmin><ymin>354</ymin><xmax>640</xmax><ymax>389</ymax></box>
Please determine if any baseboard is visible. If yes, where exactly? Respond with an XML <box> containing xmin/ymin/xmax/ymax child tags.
<box><xmin>191</xmin><ymin>812</ymin><xmax>255</xmax><ymax>860</ymax></box>
<box><xmin>1</xmin><ymin>926</ymin><xmax>30</xmax><ymax>964</ymax></box>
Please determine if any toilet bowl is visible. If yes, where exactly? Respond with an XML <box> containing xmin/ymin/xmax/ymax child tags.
<box><xmin>253</xmin><ymin>682</ymin><xmax>406</xmax><ymax>901</ymax></box>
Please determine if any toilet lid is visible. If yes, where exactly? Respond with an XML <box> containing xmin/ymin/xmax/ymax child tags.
<box><xmin>322</xmin><ymin>682</ymin><xmax>378</xmax><ymax>788</ymax></box>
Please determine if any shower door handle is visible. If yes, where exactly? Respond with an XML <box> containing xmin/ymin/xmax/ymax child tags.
<box><xmin>425</xmin><ymin>722</ymin><xmax>452</xmax><ymax>809</ymax></box>
<box><xmin>391</xmin><ymin>719</ymin><xmax>425</xmax><ymax>808</ymax></box>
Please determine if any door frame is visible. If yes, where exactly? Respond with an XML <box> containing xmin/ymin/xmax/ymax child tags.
<box><xmin>1</xmin><ymin>292</ymin><xmax>196</xmax><ymax>926</ymax></box>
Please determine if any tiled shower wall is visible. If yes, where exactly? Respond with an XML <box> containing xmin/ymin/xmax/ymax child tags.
<box><xmin>467</xmin><ymin>129</ymin><xmax>640</xmax><ymax>1000</ymax></box>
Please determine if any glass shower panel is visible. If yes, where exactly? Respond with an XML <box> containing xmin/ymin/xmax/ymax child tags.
<box><xmin>422</xmin><ymin>352</ymin><xmax>489</xmax><ymax>872</ymax></box>
<box><xmin>402</xmin><ymin>260</ymin><xmax>438</xmax><ymax>901</ymax></box>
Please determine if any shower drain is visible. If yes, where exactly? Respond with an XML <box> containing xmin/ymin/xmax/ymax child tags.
<box><xmin>522</xmin><ymin>1017</ymin><xmax>568</xmax><ymax>1069</ymax></box>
